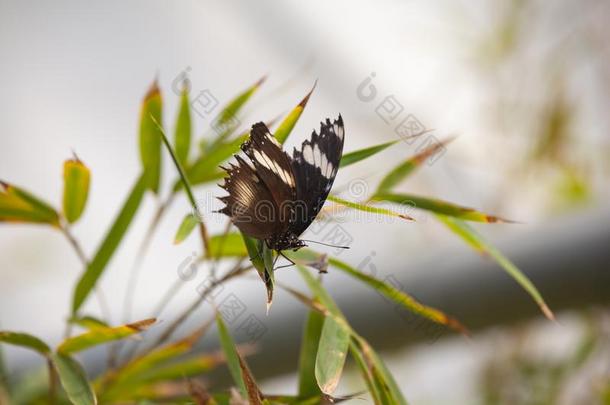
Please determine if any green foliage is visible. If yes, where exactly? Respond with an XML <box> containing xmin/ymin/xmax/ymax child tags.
<box><xmin>0</xmin><ymin>76</ymin><xmax>555</xmax><ymax>404</ymax></box>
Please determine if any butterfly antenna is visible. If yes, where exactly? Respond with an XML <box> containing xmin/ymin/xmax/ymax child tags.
<box><xmin>301</xmin><ymin>239</ymin><xmax>350</xmax><ymax>249</ymax></box>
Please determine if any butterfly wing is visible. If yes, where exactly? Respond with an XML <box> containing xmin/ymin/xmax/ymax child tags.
<box><xmin>241</xmin><ymin>122</ymin><xmax>297</xmax><ymax>231</ymax></box>
<box><xmin>218</xmin><ymin>155</ymin><xmax>280</xmax><ymax>240</ymax></box>
<box><xmin>290</xmin><ymin>115</ymin><xmax>345</xmax><ymax>236</ymax></box>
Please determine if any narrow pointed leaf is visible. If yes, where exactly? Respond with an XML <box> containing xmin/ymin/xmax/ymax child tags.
<box><xmin>373</xmin><ymin>193</ymin><xmax>513</xmax><ymax>223</ymax></box>
<box><xmin>63</xmin><ymin>157</ymin><xmax>91</xmax><ymax>223</ymax></box>
<box><xmin>51</xmin><ymin>353</ymin><xmax>96</xmax><ymax>405</ymax></box>
<box><xmin>327</xmin><ymin>195</ymin><xmax>414</xmax><ymax>221</ymax></box>
<box><xmin>57</xmin><ymin>318</ymin><xmax>156</xmax><ymax>354</ymax></box>
<box><xmin>216</xmin><ymin>76</ymin><xmax>265</xmax><ymax>126</ymax></box>
<box><xmin>436</xmin><ymin>214</ymin><xmax>554</xmax><ymax>320</ymax></box>
<box><xmin>0</xmin><ymin>331</ymin><xmax>50</xmax><ymax>356</ymax></box>
<box><xmin>274</xmin><ymin>82</ymin><xmax>316</xmax><ymax>144</ymax></box>
<box><xmin>68</xmin><ymin>316</ymin><xmax>109</xmax><ymax>330</ymax></box>
<box><xmin>72</xmin><ymin>172</ymin><xmax>148</xmax><ymax>314</ymax></box>
<box><xmin>339</xmin><ymin>140</ymin><xmax>399</xmax><ymax>168</ymax></box>
<box><xmin>376</xmin><ymin>137</ymin><xmax>453</xmax><ymax>192</ymax></box>
<box><xmin>0</xmin><ymin>181</ymin><xmax>59</xmax><ymax>226</ymax></box>
<box><xmin>139</xmin><ymin>80</ymin><xmax>163</xmax><ymax>193</ymax></box>
<box><xmin>242</xmin><ymin>232</ymin><xmax>276</xmax><ymax>306</ymax></box>
<box><xmin>216</xmin><ymin>312</ymin><xmax>246</xmax><ymax>396</ymax></box>
<box><xmin>174</xmin><ymin>85</ymin><xmax>192</xmax><ymax>166</ymax></box>
<box><xmin>208</xmin><ymin>232</ymin><xmax>248</xmax><ymax>257</ymax></box>
<box><xmin>185</xmin><ymin>133</ymin><xmax>248</xmax><ymax>187</ymax></box>
<box><xmin>174</xmin><ymin>214</ymin><xmax>199</xmax><ymax>244</ymax></box>
<box><xmin>298</xmin><ymin>310</ymin><xmax>324</xmax><ymax>398</ymax></box>
<box><xmin>315</xmin><ymin>317</ymin><xmax>350</xmax><ymax>395</ymax></box>
<box><xmin>329</xmin><ymin>257</ymin><xmax>467</xmax><ymax>334</ymax></box>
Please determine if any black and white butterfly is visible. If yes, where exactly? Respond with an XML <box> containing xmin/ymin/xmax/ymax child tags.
<box><xmin>217</xmin><ymin>115</ymin><xmax>345</xmax><ymax>253</ymax></box>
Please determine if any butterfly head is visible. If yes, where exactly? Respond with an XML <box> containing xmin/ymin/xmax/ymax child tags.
<box><xmin>266</xmin><ymin>231</ymin><xmax>306</xmax><ymax>252</ymax></box>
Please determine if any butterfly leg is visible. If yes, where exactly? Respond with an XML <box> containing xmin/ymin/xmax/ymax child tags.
<box><xmin>274</xmin><ymin>251</ymin><xmax>296</xmax><ymax>270</ymax></box>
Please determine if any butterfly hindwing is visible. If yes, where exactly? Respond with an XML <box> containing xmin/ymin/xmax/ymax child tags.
<box><xmin>290</xmin><ymin>115</ymin><xmax>345</xmax><ymax>236</ymax></box>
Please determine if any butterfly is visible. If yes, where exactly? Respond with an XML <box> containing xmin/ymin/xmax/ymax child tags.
<box><xmin>217</xmin><ymin>115</ymin><xmax>345</xmax><ymax>256</ymax></box>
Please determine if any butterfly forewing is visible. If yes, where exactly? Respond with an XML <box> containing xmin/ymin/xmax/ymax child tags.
<box><xmin>290</xmin><ymin>115</ymin><xmax>345</xmax><ymax>236</ymax></box>
<box><xmin>241</xmin><ymin>122</ymin><xmax>296</xmax><ymax>230</ymax></box>
<box><xmin>218</xmin><ymin>155</ymin><xmax>279</xmax><ymax>239</ymax></box>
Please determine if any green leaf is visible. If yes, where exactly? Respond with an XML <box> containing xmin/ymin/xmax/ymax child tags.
<box><xmin>436</xmin><ymin>214</ymin><xmax>554</xmax><ymax>320</ymax></box>
<box><xmin>51</xmin><ymin>353</ymin><xmax>96</xmax><ymax>405</ymax></box>
<box><xmin>132</xmin><ymin>353</ymin><xmax>222</xmax><ymax>384</ymax></box>
<box><xmin>216</xmin><ymin>313</ymin><xmax>246</xmax><ymax>396</ymax></box>
<box><xmin>216</xmin><ymin>313</ymin><xmax>263</xmax><ymax>404</ymax></box>
<box><xmin>174</xmin><ymin>85</ymin><xmax>192</xmax><ymax>166</ymax></box>
<box><xmin>328</xmin><ymin>257</ymin><xmax>467</xmax><ymax>334</ymax></box>
<box><xmin>216</xmin><ymin>76</ymin><xmax>265</xmax><ymax>126</ymax></box>
<box><xmin>0</xmin><ymin>331</ymin><xmax>50</xmax><ymax>355</ymax></box>
<box><xmin>375</xmin><ymin>137</ymin><xmax>453</xmax><ymax>193</ymax></box>
<box><xmin>240</xmin><ymin>233</ymin><xmax>275</xmax><ymax>306</ymax></box>
<box><xmin>315</xmin><ymin>316</ymin><xmax>350</xmax><ymax>395</ymax></box>
<box><xmin>174</xmin><ymin>214</ymin><xmax>199</xmax><ymax>244</ymax></box>
<box><xmin>373</xmin><ymin>193</ymin><xmax>512</xmax><ymax>223</ymax></box>
<box><xmin>209</xmin><ymin>232</ymin><xmax>248</xmax><ymax>257</ymax></box>
<box><xmin>62</xmin><ymin>157</ymin><xmax>91</xmax><ymax>223</ymax></box>
<box><xmin>0</xmin><ymin>181</ymin><xmax>60</xmax><ymax>226</ymax></box>
<box><xmin>327</xmin><ymin>195</ymin><xmax>414</xmax><ymax>221</ymax></box>
<box><xmin>57</xmin><ymin>318</ymin><xmax>156</xmax><ymax>354</ymax></box>
<box><xmin>185</xmin><ymin>133</ymin><xmax>248</xmax><ymax>187</ymax></box>
<box><xmin>351</xmin><ymin>337</ymin><xmax>407</xmax><ymax>405</ymax></box>
<box><xmin>68</xmin><ymin>316</ymin><xmax>109</xmax><ymax>330</ymax></box>
<box><xmin>139</xmin><ymin>80</ymin><xmax>163</xmax><ymax>193</ymax></box>
<box><xmin>339</xmin><ymin>140</ymin><xmax>399</xmax><ymax>168</ymax></box>
<box><xmin>72</xmin><ymin>172</ymin><xmax>148</xmax><ymax>314</ymax></box>
<box><xmin>298</xmin><ymin>310</ymin><xmax>324</xmax><ymax>398</ymax></box>
<box><xmin>274</xmin><ymin>82</ymin><xmax>316</xmax><ymax>144</ymax></box>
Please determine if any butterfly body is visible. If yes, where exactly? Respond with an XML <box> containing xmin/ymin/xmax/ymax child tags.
<box><xmin>217</xmin><ymin>115</ymin><xmax>345</xmax><ymax>252</ymax></box>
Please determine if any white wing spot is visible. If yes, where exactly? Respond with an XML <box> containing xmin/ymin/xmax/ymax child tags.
<box><xmin>303</xmin><ymin>145</ymin><xmax>314</xmax><ymax>165</ymax></box>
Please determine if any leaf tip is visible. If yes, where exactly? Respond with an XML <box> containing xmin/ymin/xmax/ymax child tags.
<box><xmin>298</xmin><ymin>80</ymin><xmax>318</xmax><ymax>107</ymax></box>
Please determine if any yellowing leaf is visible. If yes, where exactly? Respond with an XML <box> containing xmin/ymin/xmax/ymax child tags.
<box><xmin>437</xmin><ymin>214</ymin><xmax>554</xmax><ymax>320</ymax></box>
<box><xmin>0</xmin><ymin>181</ymin><xmax>59</xmax><ymax>226</ymax></box>
<box><xmin>57</xmin><ymin>319</ymin><xmax>156</xmax><ymax>354</ymax></box>
<box><xmin>373</xmin><ymin>193</ymin><xmax>513</xmax><ymax>223</ymax></box>
<box><xmin>329</xmin><ymin>257</ymin><xmax>467</xmax><ymax>334</ymax></box>
<box><xmin>274</xmin><ymin>82</ymin><xmax>316</xmax><ymax>144</ymax></box>
<box><xmin>376</xmin><ymin>137</ymin><xmax>453</xmax><ymax>193</ymax></box>
<box><xmin>327</xmin><ymin>195</ymin><xmax>414</xmax><ymax>221</ymax></box>
<box><xmin>62</xmin><ymin>157</ymin><xmax>91</xmax><ymax>223</ymax></box>
<box><xmin>139</xmin><ymin>80</ymin><xmax>163</xmax><ymax>193</ymax></box>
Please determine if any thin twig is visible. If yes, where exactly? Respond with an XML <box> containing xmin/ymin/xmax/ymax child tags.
<box><xmin>46</xmin><ymin>357</ymin><xmax>58</xmax><ymax>405</ymax></box>
<box><xmin>147</xmin><ymin>261</ymin><xmax>250</xmax><ymax>350</ymax></box>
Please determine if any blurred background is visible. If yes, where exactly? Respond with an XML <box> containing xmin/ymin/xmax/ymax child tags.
<box><xmin>1</xmin><ymin>0</ymin><xmax>609</xmax><ymax>403</ymax></box>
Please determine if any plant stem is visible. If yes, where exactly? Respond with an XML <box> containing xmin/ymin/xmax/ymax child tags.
<box><xmin>46</xmin><ymin>357</ymin><xmax>58</xmax><ymax>405</ymax></box>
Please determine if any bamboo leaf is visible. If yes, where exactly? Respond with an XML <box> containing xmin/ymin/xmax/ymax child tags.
<box><xmin>339</xmin><ymin>140</ymin><xmax>399</xmax><ymax>168</ymax></box>
<box><xmin>57</xmin><ymin>319</ymin><xmax>156</xmax><ymax>354</ymax></box>
<box><xmin>0</xmin><ymin>331</ymin><xmax>50</xmax><ymax>356</ymax></box>
<box><xmin>436</xmin><ymin>214</ymin><xmax>554</xmax><ymax>320</ymax></box>
<box><xmin>51</xmin><ymin>353</ymin><xmax>97</xmax><ymax>405</ymax></box>
<box><xmin>298</xmin><ymin>310</ymin><xmax>324</xmax><ymax>398</ymax></box>
<box><xmin>216</xmin><ymin>313</ymin><xmax>263</xmax><ymax>404</ymax></box>
<box><xmin>373</xmin><ymin>192</ymin><xmax>513</xmax><ymax>223</ymax></box>
<box><xmin>329</xmin><ymin>257</ymin><xmax>467</xmax><ymax>334</ymax></box>
<box><xmin>208</xmin><ymin>232</ymin><xmax>248</xmax><ymax>257</ymax></box>
<box><xmin>0</xmin><ymin>181</ymin><xmax>60</xmax><ymax>226</ymax></box>
<box><xmin>68</xmin><ymin>316</ymin><xmax>109</xmax><ymax>330</ymax></box>
<box><xmin>376</xmin><ymin>137</ymin><xmax>453</xmax><ymax>193</ymax></box>
<box><xmin>62</xmin><ymin>157</ymin><xmax>91</xmax><ymax>223</ymax></box>
<box><xmin>274</xmin><ymin>82</ymin><xmax>316</xmax><ymax>144</ymax></box>
<box><xmin>174</xmin><ymin>85</ymin><xmax>192</xmax><ymax>166</ymax></box>
<box><xmin>174</xmin><ymin>214</ymin><xmax>199</xmax><ymax>244</ymax></box>
<box><xmin>315</xmin><ymin>316</ymin><xmax>350</xmax><ymax>395</ymax></box>
<box><xmin>185</xmin><ymin>133</ymin><xmax>248</xmax><ymax>187</ymax></box>
<box><xmin>216</xmin><ymin>76</ymin><xmax>265</xmax><ymax>126</ymax></box>
<box><xmin>139</xmin><ymin>80</ymin><xmax>163</xmax><ymax>193</ymax></box>
<box><xmin>327</xmin><ymin>195</ymin><xmax>414</xmax><ymax>221</ymax></box>
<box><xmin>72</xmin><ymin>172</ymin><xmax>148</xmax><ymax>314</ymax></box>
